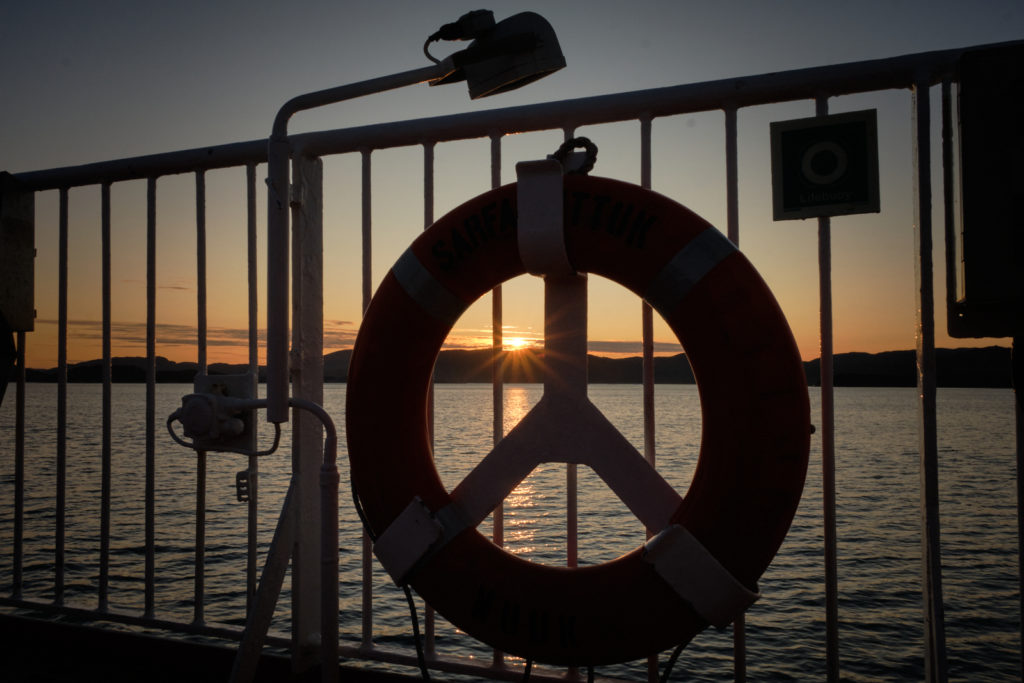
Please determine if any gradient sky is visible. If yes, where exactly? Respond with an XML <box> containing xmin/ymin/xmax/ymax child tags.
<box><xmin>3</xmin><ymin>1</ymin><xmax>1022</xmax><ymax>368</ymax></box>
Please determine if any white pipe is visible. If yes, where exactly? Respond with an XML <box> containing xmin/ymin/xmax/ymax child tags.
<box><xmin>265</xmin><ymin>62</ymin><xmax>450</xmax><ymax>423</ymax></box>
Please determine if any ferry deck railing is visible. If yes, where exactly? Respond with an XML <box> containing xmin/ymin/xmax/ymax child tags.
<box><xmin>3</xmin><ymin>40</ymin><xmax>1023</xmax><ymax>682</ymax></box>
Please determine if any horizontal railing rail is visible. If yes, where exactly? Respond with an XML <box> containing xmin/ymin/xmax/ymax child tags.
<box><xmin>13</xmin><ymin>40</ymin><xmax>1017</xmax><ymax>192</ymax></box>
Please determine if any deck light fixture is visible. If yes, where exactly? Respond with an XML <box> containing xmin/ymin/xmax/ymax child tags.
<box><xmin>265</xmin><ymin>10</ymin><xmax>565</xmax><ymax>422</ymax></box>
<box><xmin>427</xmin><ymin>11</ymin><xmax>566</xmax><ymax>99</ymax></box>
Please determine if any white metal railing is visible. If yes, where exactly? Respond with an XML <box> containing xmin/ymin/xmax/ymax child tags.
<box><xmin>3</xmin><ymin>40</ymin><xmax>1023</xmax><ymax>682</ymax></box>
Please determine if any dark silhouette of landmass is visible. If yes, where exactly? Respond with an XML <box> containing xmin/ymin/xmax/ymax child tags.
<box><xmin>16</xmin><ymin>346</ymin><xmax>1014</xmax><ymax>387</ymax></box>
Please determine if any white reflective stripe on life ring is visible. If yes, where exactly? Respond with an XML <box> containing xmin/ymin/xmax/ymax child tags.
<box><xmin>392</xmin><ymin>248</ymin><xmax>468</xmax><ymax>325</ymax></box>
<box><xmin>644</xmin><ymin>227</ymin><xmax>737</xmax><ymax>316</ymax></box>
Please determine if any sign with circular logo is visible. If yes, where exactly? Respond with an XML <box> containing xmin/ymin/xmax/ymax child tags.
<box><xmin>770</xmin><ymin>109</ymin><xmax>880</xmax><ymax>220</ymax></box>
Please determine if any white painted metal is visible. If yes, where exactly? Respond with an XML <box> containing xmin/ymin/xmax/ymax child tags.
<box><xmin>422</xmin><ymin>140</ymin><xmax>438</xmax><ymax>660</ymax></box>
<box><xmin>244</xmin><ymin>163</ymin><xmax>260</xmax><ymax>614</ymax></box>
<box><xmin>447</xmin><ymin>392</ymin><xmax>684</xmax><ymax>532</ymax></box>
<box><xmin>192</xmin><ymin>171</ymin><xmax>208</xmax><ymax>626</ymax></box>
<box><xmin>145</xmin><ymin>176</ymin><xmax>157</xmax><ymax>618</ymax></box>
<box><xmin>815</xmin><ymin>94</ymin><xmax>840</xmax><ymax>683</ymax></box>
<box><xmin>7</xmin><ymin>39</ymin><xmax>1024</xmax><ymax>682</ymax></box>
<box><xmin>722</xmin><ymin>101</ymin><xmax>747</xmax><ymax>683</ymax></box>
<box><xmin>290</xmin><ymin>154</ymin><xmax>326</xmax><ymax>669</ymax></box>
<box><xmin>100</xmin><ymin>181</ymin><xmax>112</xmax><ymax>613</ymax></box>
<box><xmin>638</xmin><ymin>116</ymin><xmax>663</xmax><ymax>683</ymax></box>
<box><xmin>913</xmin><ymin>75</ymin><xmax>950</xmax><ymax>683</ymax></box>
<box><xmin>56</xmin><ymin>187</ymin><xmax>69</xmax><ymax>608</ymax></box>
<box><xmin>488</xmin><ymin>131</ymin><xmax>505</xmax><ymax>671</ymax></box>
<box><xmin>230</xmin><ymin>481</ymin><xmax>298</xmax><ymax>683</ymax></box>
<box><xmin>266</xmin><ymin>63</ymin><xmax>451</xmax><ymax>424</ymax></box>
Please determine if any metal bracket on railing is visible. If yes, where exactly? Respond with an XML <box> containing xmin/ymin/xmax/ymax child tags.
<box><xmin>167</xmin><ymin>372</ymin><xmax>282</xmax><ymax>458</ymax></box>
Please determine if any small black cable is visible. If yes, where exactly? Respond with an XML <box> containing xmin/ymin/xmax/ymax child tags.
<box><xmin>350</xmin><ymin>480</ymin><xmax>377</xmax><ymax>544</ymax></box>
<box><xmin>403</xmin><ymin>585</ymin><xmax>432</xmax><ymax>681</ymax></box>
<box><xmin>659</xmin><ymin>642</ymin><xmax>687</xmax><ymax>683</ymax></box>
<box><xmin>423</xmin><ymin>38</ymin><xmax>440</xmax><ymax>64</ymax></box>
<box><xmin>587</xmin><ymin>664</ymin><xmax>595</xmax><ymax>683</ymax></box>
<box><xmin>352</xmin><ymin>479</ymin><xmax>432</xmax><ymax>680</ymax></box>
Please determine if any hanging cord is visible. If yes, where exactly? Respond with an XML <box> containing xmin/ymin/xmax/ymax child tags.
<box><xmin>351</xmin><ymin>479</ymin><xmax>433</xmax><ymax>680</ymax></box>
<box><xmin>520</xmin><ymin>659</ymin><xmax>533</xmax><ymax>682</ymax></box>
<box><xmin>423</xmin><ymin>9</ymin><xmax>496</xmax><ymax>64</ymax></box>
<box><xmin>551</xmin><ymin>137</ymin><xmax>598</xmax><ymax>175</ymax></box>
<box><xmin>403</xmin><ymin>584</ymin><xmax>432</xmax><ymax>681</ymax></box>
<box><xmin>659</xmin><ymin>642</ymin><xmax>687</xmax><ymax>683</ymax></box>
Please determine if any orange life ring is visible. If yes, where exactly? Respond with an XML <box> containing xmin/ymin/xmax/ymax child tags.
<box><xmin>346</xmin><ymin>175</ymin><xmax>809</xmax><ymax>665</ymax></box>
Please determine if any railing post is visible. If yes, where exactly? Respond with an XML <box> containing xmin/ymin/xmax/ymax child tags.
<box><xmin>912</xmin><ymin>77</ymin><xmax>949</xmax><ymax>683</ymax></box>
<box><xmin>291</xmin><ymin>153</ymin><xmax>326</xmax><ymax>671</ymax></box>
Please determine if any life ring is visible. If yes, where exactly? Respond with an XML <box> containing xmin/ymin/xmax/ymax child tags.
<box><xmin>346</xmin><ymin>175</ymin><xmax>809</xmax><ymax>665</ymax></box>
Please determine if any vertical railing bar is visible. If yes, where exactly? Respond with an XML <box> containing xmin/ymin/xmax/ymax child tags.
<box><xmin>1014</xmin><ymin>337</ymin><xmax>1024</xmax><ymax>680</ymax></box>
<box><xmin>144</xmin><ymin>177</ymin><xmax>157</xmax><ymax>618</ymax></box>
<box><xmin>562</xmin><ymin>126</ymin><xmax>579</xmax><ymax>574</ymax></box>
<box><xmin>640</xmin><ymin>115</ymin><xmax>654</xmax><ymax>467</ymax></box>
<box><xmin>815</xmin><ymin>95</ymin><xmax>841</xmax><ymax>681</ymax></box>
<box><xmin>196</xmin><ymin>170</ymin><xmax>208</xmax><ymax>372</ymax></box>
<box><xmin>247</xmin><ymin>164</ymin><xmax>260</xmax><ymax>372</ymax></box>
<box><xmin>490</xmin><ymin>131</ymin><xmax>504</xmax><ymax>550</ymax></box>
<box><xmin>723</xmin><ymin>103</ymin><xmax>747</xmax><ymax>682</ymax></box>
<box><xmin>913</xmin><ymin>77</ymin><xmax>948</xmax><ymax>683</ymax></box>
<box><xmin>489</xmin><ymin>132</ymin><xmax>505</xmax><ymax>670</ymax></box>
<box><xmin>423</xmin><ymin>141</ymin><xmax>437</xmax><ymax>659</ymax></box>
<box><xmin>724</xmin><ymin>105</ymin><xmax>740</xmax><ymax>245</ymax></box>
<box><xmin>194</xmin><ymin>170</ymin><xmax>207</xmax><ymax>626</ymax></box>
<box><xmin>560</xmin><ymin>124</ymin><xmax>580</xmax><ymax>683</ymax></box>
<box><xmin>55</xmin><ymin>187</ymin><xmax>69</xmax><ymax>606</ymax></box>
<box><xmin>815</xmin><ymin>94</ymin><xmax>840</xmax><ymax>683</ymax></box>
<box><xmin>360</xmin><ymin>148</ymin><xmax>374</xmax><ymax>649</ymax></box>
<box><xmin>99</xmin><ymin>181</ymin><xmax>112</xmax><ymax>613</ymax></box>
<box><xmin>639</xmin><ymin>113</ymin><xmax>661</xmax><ymax>683</ymax></box>
<box><xmin>361</xmin><ymin>150</ymin><xmax>373</xmax><ymax>313</ymax></box>
<box><xmin>245</xmin><ymin>163</ymin><xmax>260</xmax><ymax>614</ymax></box>
<box><xmin>12</xmin><ymin>331</ymin><xmax>25</xmax><ymax>600</ymax></box>
<box><xmin>940</xmin><ymin>80</ymin><xmax>959</xmax><ymax>333</ymax></box>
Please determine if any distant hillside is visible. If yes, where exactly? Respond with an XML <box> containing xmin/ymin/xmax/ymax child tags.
<box><xmin>802</xmin><ymin>347</ymin><xmax>1012</xmax><ymax>387</ymax></box>
<box><xmin>18</xmin><ymin>346</ymin><xmax>1013</xmax><ymax>387</ymax></box>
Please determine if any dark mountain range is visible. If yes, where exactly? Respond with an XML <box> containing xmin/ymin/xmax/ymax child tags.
<box><xmin>17</xmin><ymin>346</ymin><xmax>1014</xmax><ymax>387</ymax></box>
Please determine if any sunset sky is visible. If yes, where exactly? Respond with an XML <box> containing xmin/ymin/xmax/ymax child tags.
<box><xmin>3</xmin><ymin>1</ymin><xmax>1022</xmax><ymax>369</ymax></box>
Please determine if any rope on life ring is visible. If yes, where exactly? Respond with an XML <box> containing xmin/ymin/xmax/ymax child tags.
<box><xmin>345</xmin><ymin>175</ymin><xmax>810</xmax><ymax>666</ymax></box>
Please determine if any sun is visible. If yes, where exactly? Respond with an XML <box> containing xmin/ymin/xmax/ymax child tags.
<box><xmin>504</xmin><ymin>336</ymin><xmax>533</xmax><ymax>351</ymax></box>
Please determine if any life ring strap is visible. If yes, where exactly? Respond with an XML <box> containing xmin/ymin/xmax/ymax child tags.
<box><xmin>643</xmin><ymin>524</ymin><xmax>760</xmax><ymax>628</ymax></box>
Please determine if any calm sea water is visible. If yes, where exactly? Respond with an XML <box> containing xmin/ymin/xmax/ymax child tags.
<box><xmin>0</xmin><ymin>383</ymin><xmax>1019</xmax><ymax>681</ymax></box>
